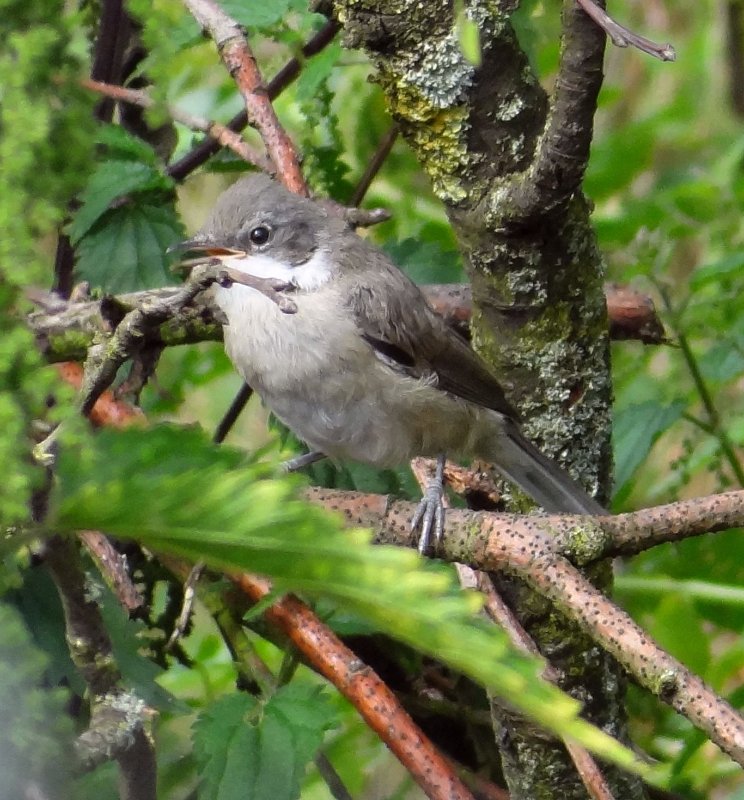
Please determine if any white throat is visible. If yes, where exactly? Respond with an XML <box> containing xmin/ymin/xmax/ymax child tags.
<box><xmin>219</xmin><ymin>249</ymin><xmax>333</xmax><ymax>292</ymax></box>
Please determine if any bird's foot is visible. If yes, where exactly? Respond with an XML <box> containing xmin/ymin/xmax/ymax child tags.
<box><xmin>282</xmin><ymin>450</ymin><xmax>326</xmax><ymax>473</ymax></box>
<box><xmin>411</xmin><ymin>454</ymin><xmax>446</xmax><ymax>554</ymax></box>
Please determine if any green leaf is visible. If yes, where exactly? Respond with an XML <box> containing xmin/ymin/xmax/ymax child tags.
<box><xmin>689</xmin><ymin>252</ymin><xmax>744</xmax><ymax>290</ymax></box>
<box><xmin>219</xmin><ymin>0</ymin><xmax>294</xmax><ymax>30</ymax></box>
<box><xmin>456</xmin><ymin>12</ymin><xmax>481</xmax><ymax>66</ymax></box>
<box><xmin>75</xmin><ymin>200</ymin><xmax>185</xmax><ymax>292</ymax></box>
<box><xmin>96</xmin><ymin>124</ymin><xmax>163</xmax><ymax>165</ymax></box>
<box><xmin>295</xmin><ymin>42</ymin><xmax>342</xmax><ymax>103</ymax></box>
<box><xmin>51</xmin><ymin>425</ymin><xmax>653</xmax><ymax>777</ymax></box>
<box><xmin>67</xmin><ymin>160</ymin><xmax>172</xmax><ymax>243</ymax></box>
<box><xmin>193</xmin><ymin>686</ymin><xmax>335</xmax><ymax>800</ymax></box>
<box><xmin>383</xmin><ymin>238</ymin><xmax>465</xmax><ymax>284</ymax></box>
<box><xmin>613</xmin><ymin>400</ymin><xmax>687</xmax><ymax>495</ymax></box>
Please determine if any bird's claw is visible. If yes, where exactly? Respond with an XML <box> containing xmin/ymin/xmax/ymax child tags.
<box><xmin>411</xmin><ymin>454</ymin><xmax>447</xmax><ymax>554</ymax></box>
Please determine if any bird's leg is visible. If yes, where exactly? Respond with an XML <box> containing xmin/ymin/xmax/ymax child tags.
<box><xmin>411</xmin><ymin>453</ymin><xmax>446</xmax><ymax>554</ymax></box>
<box><xmin>282</xmin><ymin>450</ymin><xmax>327</xmax><ymax>472</ymax></box>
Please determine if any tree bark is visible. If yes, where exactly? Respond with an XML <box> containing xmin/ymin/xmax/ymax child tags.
<box><xmin>328</xmin><ymin>0</ymin><xmax>646</xmax><ymax>797</ymax></box>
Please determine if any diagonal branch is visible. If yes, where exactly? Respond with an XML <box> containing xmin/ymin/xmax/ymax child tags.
<box><xmin>182</xmin><ymin>0</ymin><xmax>307</xmax><ymax>193</ymax></box>
<box><xmin>167</xmin><ymin>18</ymin><xmax>339</xmax><ymax>181</ymax></box>
<box><xmin>81</xmin><ymin>78</ymin><xmax>271</xmax><ymax>171</ymax></box>
<box><xmin>234</xmin><ymin>573</ymin><xmax>476</xmax><ymax>800</ymax></box>
<box><xmin>306</xmin><ymin>486</ymin><xmax>744</xmax><ymax>768</ymax></box>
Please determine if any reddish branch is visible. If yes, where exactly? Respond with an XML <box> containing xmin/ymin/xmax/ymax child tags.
<box><xmin>183</xmin><ymin>0</ymin><xmax>307</xmax><ymax>194</ymax></box>
<box><xmin>167</xmin><ymin>19</ymin><xmax>340</xmax><ymax>181</ymax></box>
<box><xmin>80</xmin><ymin>78</ymin><xmax>271</xmax><ymax>171</ymax></box>
<box><xmin>234</xmin><ymin>574</ymin><xmax>476</xmax><ymax>800</ymax></box>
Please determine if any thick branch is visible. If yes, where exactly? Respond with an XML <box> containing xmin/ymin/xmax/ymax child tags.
<box><xmin>306</xmin><ymin>486</ymin><xmax>744</xmax><ymax>768</ymax></box>
<box><xmin>28</xmin><ymin>281</ymin><xmax>664</xmax><ymax>363</ymax></box>
<box><xmin>501</xmin><ymin>0</ymin><xmax>606</xmax><ymax>224</ymax></box>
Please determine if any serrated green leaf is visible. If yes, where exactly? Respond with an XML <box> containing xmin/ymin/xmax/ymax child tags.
<box><xmin>194</xmin><ymin>686</ymin><xmax>334</xmax><ymax>800</ymax></box>
<box><xmin>194</xmin><ymin>693</ymin><xmax>259</xmax><ymax>800</ymax></box>
<box><xmin>51</xmin><ymin>425</ymin><xmax>652</xmax><ymax>778</ymax></box>
<box><xmin>75</xmin><ymin>200</ymin><xmax>184</xmax><ymax>292</ymax></box>
<box><xmin>613</xmin><ymin>400</ymin><xmax>687</xmax><ymax>494</ymax></box>
<box><xmin>96</xmin><ymin>124</ymin><xmax>162</xmax><ymax>165</ymax></box>
<box><xmin>295</xmin><ymin>42</ymin><xmax>342</xmax><ymax>103</ymax></box>
<box><xmin>219</xmin><ymin>0</ymin><xmax>293</xmax><ymax>29</ymax></box>
<box><xmin>67</xmin><ymin>160</ymin><xmax>172</xmax><ymax>243</ymax></box>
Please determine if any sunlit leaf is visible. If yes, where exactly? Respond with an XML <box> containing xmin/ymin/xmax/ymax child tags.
<box><xmin>52</xmin><ymin>425</ymin><xmax>651</xmax><ymax>776</ymax></box>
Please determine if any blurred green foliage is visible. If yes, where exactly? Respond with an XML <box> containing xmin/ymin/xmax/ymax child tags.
<box><xmin>3</xmin><ymin>0</ymin><xmax>744</xmax><ymax>796</ymax></box>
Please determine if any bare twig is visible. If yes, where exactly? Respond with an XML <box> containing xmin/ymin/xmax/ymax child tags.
<box><xmin>182</xmin><ymin>0</ymin><xmax>307</xmax><ymax>194</ymax></box>
<box><xmin>81</xmin><ymin>78</ymin><xmax>271</xmax><ymax>171</ymax></box>
<box><xmin>576</xmin><ymin>0</ymin><xmax>676</xmax><ymax>61</ymax></box>
<box><xmin>349</xmin><ymin>123</ymin><xmax>401</xmax><ymax>207</ymax></box>
<box><xmin>79</xmin><ymin>530</ymin><xmax>145</xmax><ymax>615</ymax></box>
<box><xmin>167</xmin><ymin>19</ymin><xmax>340</xmax><ymax>181</ymax></box>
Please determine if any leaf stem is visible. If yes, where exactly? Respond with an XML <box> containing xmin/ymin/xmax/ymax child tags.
<box><xmin>658</xmin><ymin>284</ymin><xmax>744</xmax><ymax>487</ymax></box>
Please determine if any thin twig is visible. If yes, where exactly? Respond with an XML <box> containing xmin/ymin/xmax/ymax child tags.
<box><xmin>182</xmin><ymin>0</ymin><xmax>307</xmax><ymax>193</ymax></box>
<box><xmin>349</xmin><ymin>123</ymin><xmax>401</xmax><ymax>207</ymax></box>
<box><xmin>167</xmin><ymin>19</ymin><xmax>339</xmax><ymax>181</ymax></box>
<box><xmin>81</xmin><ymin>78</ymin><xmax>271</xmax><ymax>171</ymax></box>
<box><xmin>576</xmin><ymin>0</ymin><xmax>676</xmax><ymax>61</ymax></box>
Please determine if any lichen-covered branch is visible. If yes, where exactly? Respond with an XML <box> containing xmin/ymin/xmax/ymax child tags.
<box><xmin>28</xmin><ymin>281</ymin><xmax>663</xmax><ymax>364</ymax></box>
<box><xmin>500</xmin><ymin>0</ymin><xmax>606</xmax><ymax>225</ymax></box>
<box><xmin>45</xmin><ymin>536</ymin><xmax>156</xmax><ymax>799</ymax></box>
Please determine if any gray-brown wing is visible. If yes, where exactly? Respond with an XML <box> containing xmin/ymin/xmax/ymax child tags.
<box><xmin>343</xmin><ymin>253</ymin><xmax>519</xmax><ymax>420</ymax></box>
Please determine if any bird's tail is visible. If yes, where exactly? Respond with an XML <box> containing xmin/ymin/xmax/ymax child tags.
<box><xmin>490</xmin><ymin>421</ymin><xmax>607</xmax><ymax>516</ymax></box>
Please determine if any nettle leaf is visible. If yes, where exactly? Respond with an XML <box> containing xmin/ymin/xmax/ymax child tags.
<box><xmin>193</xmin><ymin>685</ymin><xmax>334</xmax><ymax>800</ymax></box>
<box><xmin>613</xmin><ymin>400</ymin><xmax>687</xmax><ymax>497</ymax></box>
<box><xmin>295</xmin><ymin>42</ymin><xmax>342</xmax><ymax>103</ymax></box>
<box><xmin>52</xmin><ymin>425</ymin><xmax>651</xmax><ymax>777</ymax></box>
<box><xmin>68</xmin><ymin>160</ymin><xmax>172</xmax><ymax>243</ymax></box>
<box><xmin>96</xmin><ymin>124</ymin><xmax>163</xmax><ymax>164</ymax></box>
<box><xmin>219</xmin><ymin>0</ymin><xmax>293</xmax><ymax>30</ymax></box>
<box><xmin>75</xmin><ymin>199</ymin><xmax>184</xmax><ymax>293</ymax></box>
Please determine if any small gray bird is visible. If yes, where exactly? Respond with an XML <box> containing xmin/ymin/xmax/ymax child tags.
<box><xmin>179</xmin><ymin>174</ymin><xmax>605</xmax><ymax>549</ymax></box>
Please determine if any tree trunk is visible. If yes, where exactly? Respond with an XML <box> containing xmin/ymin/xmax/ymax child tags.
<box><xmin>329</xmin><ymin>0</ymin><xmax>647</xmax><ymax>796</ymax></box>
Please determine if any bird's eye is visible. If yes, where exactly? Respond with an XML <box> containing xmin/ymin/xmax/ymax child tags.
<box><xmin>249</xmin><ymin>225</ymin><xmax>271</xmax><ymax>246</ymax></box>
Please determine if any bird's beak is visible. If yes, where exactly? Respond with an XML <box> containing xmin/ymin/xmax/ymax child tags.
<box><xmin>167</xmin><ymin>236</ymin><xmax>245</xmax><ymax>257</ymax></box>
